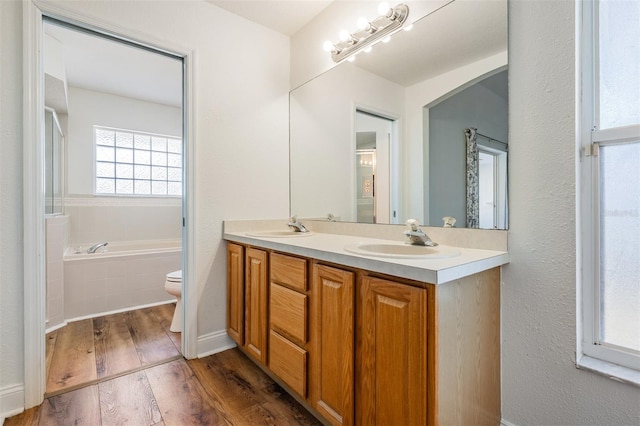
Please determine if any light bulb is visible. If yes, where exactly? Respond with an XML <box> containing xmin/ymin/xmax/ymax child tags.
<box><xmin>378</xmin><ymin>2</ymin><xmax>390</xmax><ymax>16</ymax></box>
<box><xmin>323</xmin><ymin>40</ymin><xmax>335</xmax><ymax>52</ymax></box>
<box><xmin>404</xmin><ymin>23</ymin><xmax>414</xmax><ymax>31</ymax></box>
<box><xmin>364</xmin><ymin>46</ymin><xmax>372</xmax><ymax>53</ymax></box>
<box><xmin>382</xmin><ymin>36</ymin><xmax>391</xmax><ymax>43</ymax></box>
<box><xmin>347</xmin><ymin>56</ymin><xmax>356</xmax><ymax>62</ymax></box>
<box><xmin>357</xmin><ymin>17</ymin><xmax>369</xmax><ymax>31</ymax></box>
<box><xmin>339</xmin><ymin>29</ymin><xmax>350</xmax><ymax>42</ymax></box>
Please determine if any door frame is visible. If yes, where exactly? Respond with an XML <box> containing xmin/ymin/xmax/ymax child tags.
<box><xmin>23</xmin><ymin>0</ymin><xmax>197</xmax><ymax>408</ymax></box>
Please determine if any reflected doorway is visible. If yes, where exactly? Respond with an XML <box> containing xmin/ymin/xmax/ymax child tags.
<box><xmin>355</xmin><ymin>110</ymin><xmax>396</xmax><ymax>223</ymax></box>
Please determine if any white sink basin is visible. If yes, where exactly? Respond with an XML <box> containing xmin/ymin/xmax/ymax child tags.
<box><xmin>246</xmin><ymin>230</ymin><xmax>313</xmax><ymax>238</ymax></box>
<box><xmin>343</xmin><ymin>242</ymin><xmax>460</xmax><ymax>259</ymax></box>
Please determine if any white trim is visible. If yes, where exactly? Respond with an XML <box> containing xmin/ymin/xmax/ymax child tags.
<box><xmin>64</xmin><ymin>196</ymin><xmax>181</xmax><ymax>207</ymax></box>
<box><xmin>181</xmin><ymin>47</ymin><xmax>197</xmax><ymax>360</ymax></box>
<box><xmin>45</xmin><ymin>321</ymin><xmax>68</xmax><ymax>334</ymax></box>
<box><xmin>64</xmin><ymin>299</ymin><xmax>178</xmax><ymax>324</ymax></box>
<box><xmin>577</xmin><ymin>0</ymin><xmax>640</xmax><ymax>381</ymax></box>
<box><xmin>196</xmin><ymin>330</ymin><xmax>236</xmax><ymax>359</ymax></box>
<box><xmin>23</xmin><ymin>0</ymin><xmax>47</xmax><ymax>409</ymax></box>
<box><xmin>592</xmin><ymin>124</ymin><xmax>640</xmax><ymax>144</ymax></box>
<box><xmin>577</xmin><ymin>354</ymin><xmax>640</xmax><ymax>387</ymax></box>
<box><xmin>500</xmin><ymin>419</ymin><xmax>519</xmax><ymax>426</ymax></box>
<box><xmin>23</xmin><ymin>0</ymin><xmax>198</xmax><ymax>409</ymax></box>
<box><xmin>0</xmin><ymin>384</ymin><xmax>25</xmax><ymax>422</ymax></box>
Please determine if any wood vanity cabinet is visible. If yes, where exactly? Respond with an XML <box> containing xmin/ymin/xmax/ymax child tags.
<box><xmin>226</xmin><ymin>243</ymin><xmax>245</xmax><ymax>345</ymax></box>
<box><xmin>227</xmin><ymin>245</ymin><xmax>269</xmax><ymax>365</ymax></box>
<box><xmin>268</xmin><ymin>252</ymin><xmax>310</xmax><ymax>397</ymax></box>
<box><xmin>226</xmin><ymin>242</ymin><xmax>501</xmax><ymax>426</ymax></box>
<box><xmin>309</xmin><ymin>264</ymin><xmax>355</xmax><ymax>426</ymax></box>
<box><xmin>356</xmin><ymin>276</ymin><xmax>427</xmax><ymax>425</ymax></box>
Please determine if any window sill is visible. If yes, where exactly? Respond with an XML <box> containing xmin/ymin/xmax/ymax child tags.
<box><xmin>577</xmin><ymin>355</ymin><xmax>640</xmax><ymax>387</ymax></box>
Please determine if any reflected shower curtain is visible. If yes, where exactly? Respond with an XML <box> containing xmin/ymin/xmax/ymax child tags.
<box><xmin>465</xmin><ymin>127</ymin><xmax>479</xmax><ymax>228</ymax></box>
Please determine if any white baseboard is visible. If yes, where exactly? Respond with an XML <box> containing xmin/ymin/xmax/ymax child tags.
<box><xmin>0</xmin><ymin>384</ymin><xmax>25</xmax><ymax>423</ymax></box>
<box><xmin>501</xmin><ymin>419</ymin><xmax>519</xmax><ymax>426</ymax></box>
<box><xmin>196</xmin><ymin>329</ymin><xmax>236</xmax><ymax>358</ymax></box>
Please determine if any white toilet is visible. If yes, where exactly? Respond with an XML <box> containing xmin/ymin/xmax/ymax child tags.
<box><xmin>164</xmin><ymin>270</ymin><xmax>182</xmax><ymax>332</ymax></box>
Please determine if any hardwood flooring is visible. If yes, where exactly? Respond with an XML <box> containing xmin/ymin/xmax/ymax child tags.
<box><xmin>45</xmin><ymin>303</ymin><xmax>181</xmax><ymax>396</ymax></box>
<box><xmin>6</xmin><ymin>349</ymin><xmax>321</xmax><ymax>425</ymax></box>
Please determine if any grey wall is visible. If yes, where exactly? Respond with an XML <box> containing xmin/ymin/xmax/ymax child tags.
<box><xmin>427</xmin><ymin>71</ymin><xmax>508</xmax><ymax>227</ymax></box>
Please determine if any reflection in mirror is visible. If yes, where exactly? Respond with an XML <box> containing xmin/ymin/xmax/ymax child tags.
<box><xmin>45</xmin><ymin>107</ymin><xmax>64</xmax><ymax>215</ymax></box>
<box><xmin>355</xmin><ymin>110</ymin><xmax>396</xmax><ymax>224</ymax></box>
<box><xmin>290</xmin><ymin>0</ymin><xmax>508</xmax><ymax>229</ymax></box>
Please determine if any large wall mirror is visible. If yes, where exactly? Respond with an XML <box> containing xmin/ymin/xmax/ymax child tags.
<box><xmin>290</xmin><ymin>0</ymin><xmax>508</xmax><ymax>229</ymax></box>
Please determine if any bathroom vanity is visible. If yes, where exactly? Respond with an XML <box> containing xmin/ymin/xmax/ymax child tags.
<box><xmin>224</xmin><ymin>221</ymin><xmax>508</xmax><ymax>426</ymax></box>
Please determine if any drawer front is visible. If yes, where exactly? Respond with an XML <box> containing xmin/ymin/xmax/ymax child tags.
<box><xmin>270</xmin><ymin>283</ymin><xmax>308</xmax><ymax>343</ymax></box>
<box><xmin>271</xmin><ymin>252</ymin><xmax>307</xmax><ymax>291</ymax></box>
<box><xmin>269</xmin><ymin>331</ymin><xmax>308</xmax><ymax>397</ymax></box>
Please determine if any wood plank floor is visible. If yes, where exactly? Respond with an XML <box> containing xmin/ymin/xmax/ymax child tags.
<box><xmin>45</xmin><ymin>303</ymin><xmax>181</xmax><ymax>396</ymax></box>
<box><xmin>6</xmin><ymin>348</ymin><xmax>322</xmax><ymax>426</ymax></box>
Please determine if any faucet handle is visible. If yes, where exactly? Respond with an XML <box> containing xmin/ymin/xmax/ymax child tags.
<box><xmin>405</xmin><ymin>218</ymin><xmax>420</xmax><ymax>231</ymax></box>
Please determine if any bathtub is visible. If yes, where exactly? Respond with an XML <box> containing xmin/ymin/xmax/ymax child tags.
<box><xmin>63</xmin><ymin>239</ymin><xmax>182</xmax><ymax>320</ymax></box>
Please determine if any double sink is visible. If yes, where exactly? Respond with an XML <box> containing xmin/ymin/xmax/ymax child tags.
<box><xmin>245</xmin><ymin>230</ymin><xmax>460</xmax><ymax>260</ymax></box>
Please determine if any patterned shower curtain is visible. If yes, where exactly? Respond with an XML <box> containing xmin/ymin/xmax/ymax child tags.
<box><xmin>465</xmin><ymin>127</ymin><xmax>479</xmax><ymax>228</ymax></box>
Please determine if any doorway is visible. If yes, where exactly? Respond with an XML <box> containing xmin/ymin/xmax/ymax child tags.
<box><xmin>24</xmin><ymin>2</ymin><xmax>195</xmax><ymax>408</ymax></box>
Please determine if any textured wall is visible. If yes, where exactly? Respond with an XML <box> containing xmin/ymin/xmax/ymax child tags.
<box><xmin>503</xmin><ymin>1</ymin><xmax>640</xmax><ymax>424</ymax></box>
<box><xmin>0</xmin><ymin>0</ymin><xmax>25</xmax><ymax>405</ymax></box>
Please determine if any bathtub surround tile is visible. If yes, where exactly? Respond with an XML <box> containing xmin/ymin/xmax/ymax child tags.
<box><xmin>63</xmin><ymin>245</ymin><xmax>180</xmax><ymax>319</ymax></box>
<box><xmin>46</xmin><ymin>216</ymin><xmax>68</xmax><ymax>335</ymax></box>
<box><xmin>65</xmin><ymin>199</ymin><xmax>181</xmax><ymax>245</ymax></box>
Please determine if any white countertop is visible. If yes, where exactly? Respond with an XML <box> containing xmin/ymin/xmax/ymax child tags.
<box><xmin>223</xmin><ymin>230</ymin><xmax>509</xmax><ymax>285</ymax></box>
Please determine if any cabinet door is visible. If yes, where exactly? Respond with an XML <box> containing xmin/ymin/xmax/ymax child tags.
<box><xmin>357</xmin><ymin>276</ymin><xmax>427</xmax><ymax>426</ymax></box>
<box><xmin>310</xmin><ymin>264</ymin><xmax>355</xmax><ymax>426</ymax></box>
<box><xmin>226</xmin><ymin>243</ymin><xmax>245</xmax><ymax>346</ymax></box>
<box><xmin>245</xmin><ymin>247</ymin><xmax>268</xmax><ymax>365</ymax></box>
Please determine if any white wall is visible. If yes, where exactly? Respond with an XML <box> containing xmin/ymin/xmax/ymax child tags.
<box><xmin>503</xmin><ymin>1</ymin><xmax>640</xmax><ymax>424</ymax></box>
<box><xmin>290</xmin><ymin>63</ymin><xmax>404</xmax><ymax>221</ymax></box>
<box><xmin>0</xmin><ymin>0</ymin><xmax>25</xmax><ymax>417</ymax></box>
<box><xmin>1</xmin><ymin>0</ymin><xmax>290</xmax><ymax>418</ymax></box>
<box><xmin>66</xmin><ymin>86</ymin><xmax>182</xmax><ymax>195</ymax></box>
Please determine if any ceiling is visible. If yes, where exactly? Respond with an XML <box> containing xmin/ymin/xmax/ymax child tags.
<box><xmin>205</xmin><ymin>0</ymin><xmax>334</xmax><ymax>36</ymax></box>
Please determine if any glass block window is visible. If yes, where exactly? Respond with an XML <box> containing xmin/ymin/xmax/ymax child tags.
<box><xmin>95</xmin><ymin>127</ymin><xmax>182</xmax><ymax>196</ymax></box>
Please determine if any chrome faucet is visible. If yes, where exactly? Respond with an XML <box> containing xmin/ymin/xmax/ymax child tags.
<box><xmin>87</xmin><ymin>242</ymin><xmax>108</xmax><ymax>254</ymax></box>
<box><xmin>287</xmin><ymin>216</ymin><xmax>309</xmax><ymax>233</ymax></box>
<box><xmin>404</xmin><ymin>219</ymin><xmax>436</xmax><ymax>246</ymax></box>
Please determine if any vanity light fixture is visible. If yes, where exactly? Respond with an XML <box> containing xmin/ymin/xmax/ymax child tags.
<box><xmin>323</xmin><ymin>3</ymin><xmax>410</xmax><ymax>63</ymax></box>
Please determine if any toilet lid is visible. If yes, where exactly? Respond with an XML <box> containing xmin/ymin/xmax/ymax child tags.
<box><xmin>166</xmin><ymin>270</ymin><xmax>182</xmax><ymax>282</ymax></box>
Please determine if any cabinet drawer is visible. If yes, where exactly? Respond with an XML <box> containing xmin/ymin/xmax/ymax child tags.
<box><xmin>271</xmin><ymin>253</ymin><xmax>307</xmax><ymax>291</ymax></box>
<box><xmin>270</xmin><ymin>283</ymin><xmax>308</xmax><ymax>343</ymax></box>
<box><xmin>269</xmin><ymin>331</ymin><xmax>307</xmax><ymax>397</ymax></box>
